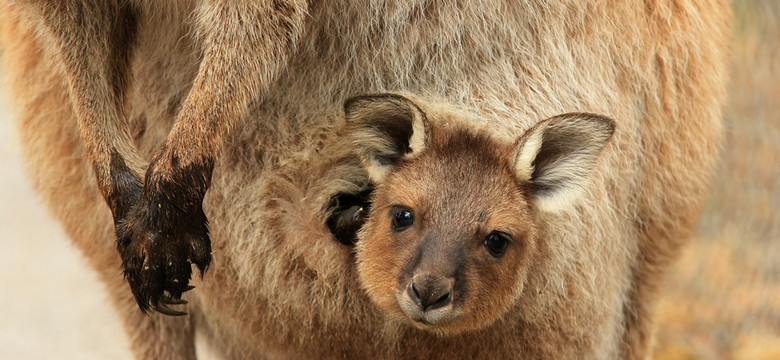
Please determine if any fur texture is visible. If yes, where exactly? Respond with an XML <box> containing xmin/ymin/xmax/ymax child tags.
<box><xmin>1</xmin><ymin>0</ymin><xmax>730</xmax><ymax>358</ymax></box>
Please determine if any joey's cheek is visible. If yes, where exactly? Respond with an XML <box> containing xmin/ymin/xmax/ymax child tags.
<box><xmin>463</xmin><ymin>258</ymin><xmax>525</xmax><ymax>320</ymax></box>
<box><xmin>355</xmin><ymin>228</ymin><xmax>409</xmax><ymax>309</ymax></box>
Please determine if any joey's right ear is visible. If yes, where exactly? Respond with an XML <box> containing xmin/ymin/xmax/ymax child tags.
<box><xmin>344</xmin><ymin>94</ymin><xmax>430</xmax><ymax>183</ymax></box>
<box><xmin>513</xmin><ymin>113</ymin><xmax>615</xmax><ymax>213</ymax></box>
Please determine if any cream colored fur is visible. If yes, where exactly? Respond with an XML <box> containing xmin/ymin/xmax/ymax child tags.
<box><xmin>512</xmin><ymin>113</ymin><xmax>616</xmax><ymax>213</ymax></box>
<box><xmin>1</xmin><ymin>0</ymin><xmax>730</xmax><ymax>358</ymax></box>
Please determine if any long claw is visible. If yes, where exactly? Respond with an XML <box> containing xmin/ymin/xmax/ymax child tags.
<box><xmin>161</xmin><ymin>296</ymin><xmax>188</xmax><ymax>305</ymax></box>
<box><xmin>183</xmin><ymin>285</ymin><xmax>195</xmax><ymax>292</ymax></box>
<box><xmin>154</xmin><ymin>302</ymin><xmax>188</xmax><ymax>316</ymax></box>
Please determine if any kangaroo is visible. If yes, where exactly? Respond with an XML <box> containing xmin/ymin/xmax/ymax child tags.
<box><xmin>346</xmin><ymin>94</ymin><xmax>615</xmax><ymax>335</ymax></box>
<box><xmin>1</xmin><ymin>0</ymin><xmax>730</xmax><ymax>358</ymax></box>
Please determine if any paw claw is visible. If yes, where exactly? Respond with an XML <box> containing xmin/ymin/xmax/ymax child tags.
<box><xmin>117</xmin><ymin>198</ymin><xmax>211</xmax><ymax>317</ymax></box>
<box><xmin>161</xmin><ymin>295</ymin><xmax>188</xmax><ymax>305</ymax></box>
<box><xmin>154</xmin><ymin>302</ymin><xmax>187</xmax><ymax>316</ymax></box>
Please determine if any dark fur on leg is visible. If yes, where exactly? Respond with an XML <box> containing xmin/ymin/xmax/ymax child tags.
<box><xmin>117</xmin><ymin>156</ymin><xmax>214</xmax><ymax>315</ymax></box>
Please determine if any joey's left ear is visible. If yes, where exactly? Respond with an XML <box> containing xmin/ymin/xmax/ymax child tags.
<box><xmin>344</xmin><ymin>94</ymin><xmax>430</xmax><ymax>183</ymax></box>
<box><xmin>513</xmin><ymin>113</ymin><xmax>615</xmax><ymax>213</ymax></box>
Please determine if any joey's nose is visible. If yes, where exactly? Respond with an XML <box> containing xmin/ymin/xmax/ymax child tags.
<box><xmin>407</xmin><ymin>275</ymin><xmax>453</xmax><ymax>311</ymax></box>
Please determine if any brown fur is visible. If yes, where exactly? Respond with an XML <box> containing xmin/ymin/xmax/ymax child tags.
<box><xmin>0</xmin><ymin>0</ymin><xmax>730</xmax><ymax>358</ymax></box>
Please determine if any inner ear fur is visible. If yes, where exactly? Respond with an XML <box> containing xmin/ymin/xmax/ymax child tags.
<box><xmin>344</xmin><ymin>93</ymin><xmax>430</xmax><ymax>182</ymax></box>
<box><xmin>514</xmin><ymin>113</ymin><xmax>616</xmax><ymax>213</ymax></box>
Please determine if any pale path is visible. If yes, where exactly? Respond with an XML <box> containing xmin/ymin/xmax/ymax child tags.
<box><xmin>0</xmin><ymin>69</ymin><xmax>132</xmax><ymax>359</ymax></box>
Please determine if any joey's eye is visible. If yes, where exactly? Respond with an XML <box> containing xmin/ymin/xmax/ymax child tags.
<box><xmin>391</xmin><ymin>207</ymin><xmax>414</xmax><ymax>230</ymax></box>
<box><xmin>484</xmin><ymin>232</ymin><xmax>510</xmax><ymax>257</ymax></box>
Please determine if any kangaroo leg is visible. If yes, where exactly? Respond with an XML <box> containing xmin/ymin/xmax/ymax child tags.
<box><xmin>119</xmin><ymin>1</ymin><xmax>309</xmax><ymax>314</ymax></box>
<box><xmin>32</xmin><ymin>0</ymin><xmax>308</xmax><ymax>316</ymax></box>
<box><xmin>31</xmin><ymin>1</ymin><xmax>196</xmax><ymax>315</ymax></box>
<box><xmin>36</xmin><ymin>1</ymin><xmax>145</xmax><ymax>221</ymax></box>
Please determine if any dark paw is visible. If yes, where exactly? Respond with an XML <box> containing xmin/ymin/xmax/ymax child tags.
<box><xmin>116</xmin><ymin>201</ymin><xmax>212</xmax><ymax>316</ymax></box>
<box><xmin>327</xmin><ymin>187</ymin><xmax>373</xmax><ymax>245</ymax></box>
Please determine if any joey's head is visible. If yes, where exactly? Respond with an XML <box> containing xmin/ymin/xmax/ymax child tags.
<box><xmin>344</xmin><ymin>94</ymin><xmax>615</xmax><ymax>335</ymax></box>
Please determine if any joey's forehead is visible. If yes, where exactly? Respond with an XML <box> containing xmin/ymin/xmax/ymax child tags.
<box><xmin>384</xmin><ymin>149</ymin><xmax>522</xmax><ymax>215</ymax></box>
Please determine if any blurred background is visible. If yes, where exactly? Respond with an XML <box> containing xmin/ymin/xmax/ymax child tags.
<box><xmin>653</xmin><ymin>1</ymin><xmax>780</xmax><ymax>358</ymax></box>
<box><xmin>0</xmin><ymin>1</ymin><xmax>777</xmax><ymax>359</ymax></box>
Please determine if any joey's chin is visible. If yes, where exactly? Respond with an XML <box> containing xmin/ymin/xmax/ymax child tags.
<box><xmin>396</xmin><ymin>292</ymin><xmax>458</xmax><ymax>332</ymax></box>
<box><xmin>394</xmin><ymin>306</ymin><xmax>493</xmax><ymax>336</ymax></box>
<box><xmin>391</xmin><ymin>288</ymin><xmax>504</xmax><ymax>336</ymax></box>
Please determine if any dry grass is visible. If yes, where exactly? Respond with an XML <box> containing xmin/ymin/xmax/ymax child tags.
<box><xmin>653</xmin><ymin>1</ymin><xmax>780</xmax><ymax>359</ymax></box>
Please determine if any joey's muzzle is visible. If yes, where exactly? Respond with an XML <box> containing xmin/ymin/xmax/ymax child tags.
<box><xmin>398</xmin><ymin>272</ymin><xmax>457</xmax><ymax>327</ymax></box>
<box><xmin>407</xmin><ymin>274</ymin><xmax>453</xmax><ymax>311</ymax></box>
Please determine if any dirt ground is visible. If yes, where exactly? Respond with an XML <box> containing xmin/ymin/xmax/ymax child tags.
<box><xmin>0</xmin><ymin>2</ymin><xmax>777</xmax><ymax>359</ymax></box>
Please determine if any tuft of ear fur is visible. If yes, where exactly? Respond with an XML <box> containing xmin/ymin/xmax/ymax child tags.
<box><xmin>514</xmin><ymin>113</ymin><xmax>615</xmax><ymax>213</ymax></box>
<box><xmin>344</xmin><ymin>94</ymin><xmax>430</xmax><ymax>182</ymax></box>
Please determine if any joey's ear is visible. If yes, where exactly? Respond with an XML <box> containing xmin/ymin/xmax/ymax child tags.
<box><xmin>513</xmin><ymin>113</ymin><xmax>615</xmax><ymax>213</ymax></box>
<box><xmin>344</xmin><ymin>94</ymin><xmax>430</xmax><ymax>182</ymax></box>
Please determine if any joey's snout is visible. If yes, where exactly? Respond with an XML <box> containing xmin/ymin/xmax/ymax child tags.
<box><xmin>407</xmin><ymin>274</ymin><xmax>454</xmax><ymax>311</ymax></box>
<box><xmin>399</xmin><ymin>272</ymin><xmax>457</xmax><ymax>327</ymax></box>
